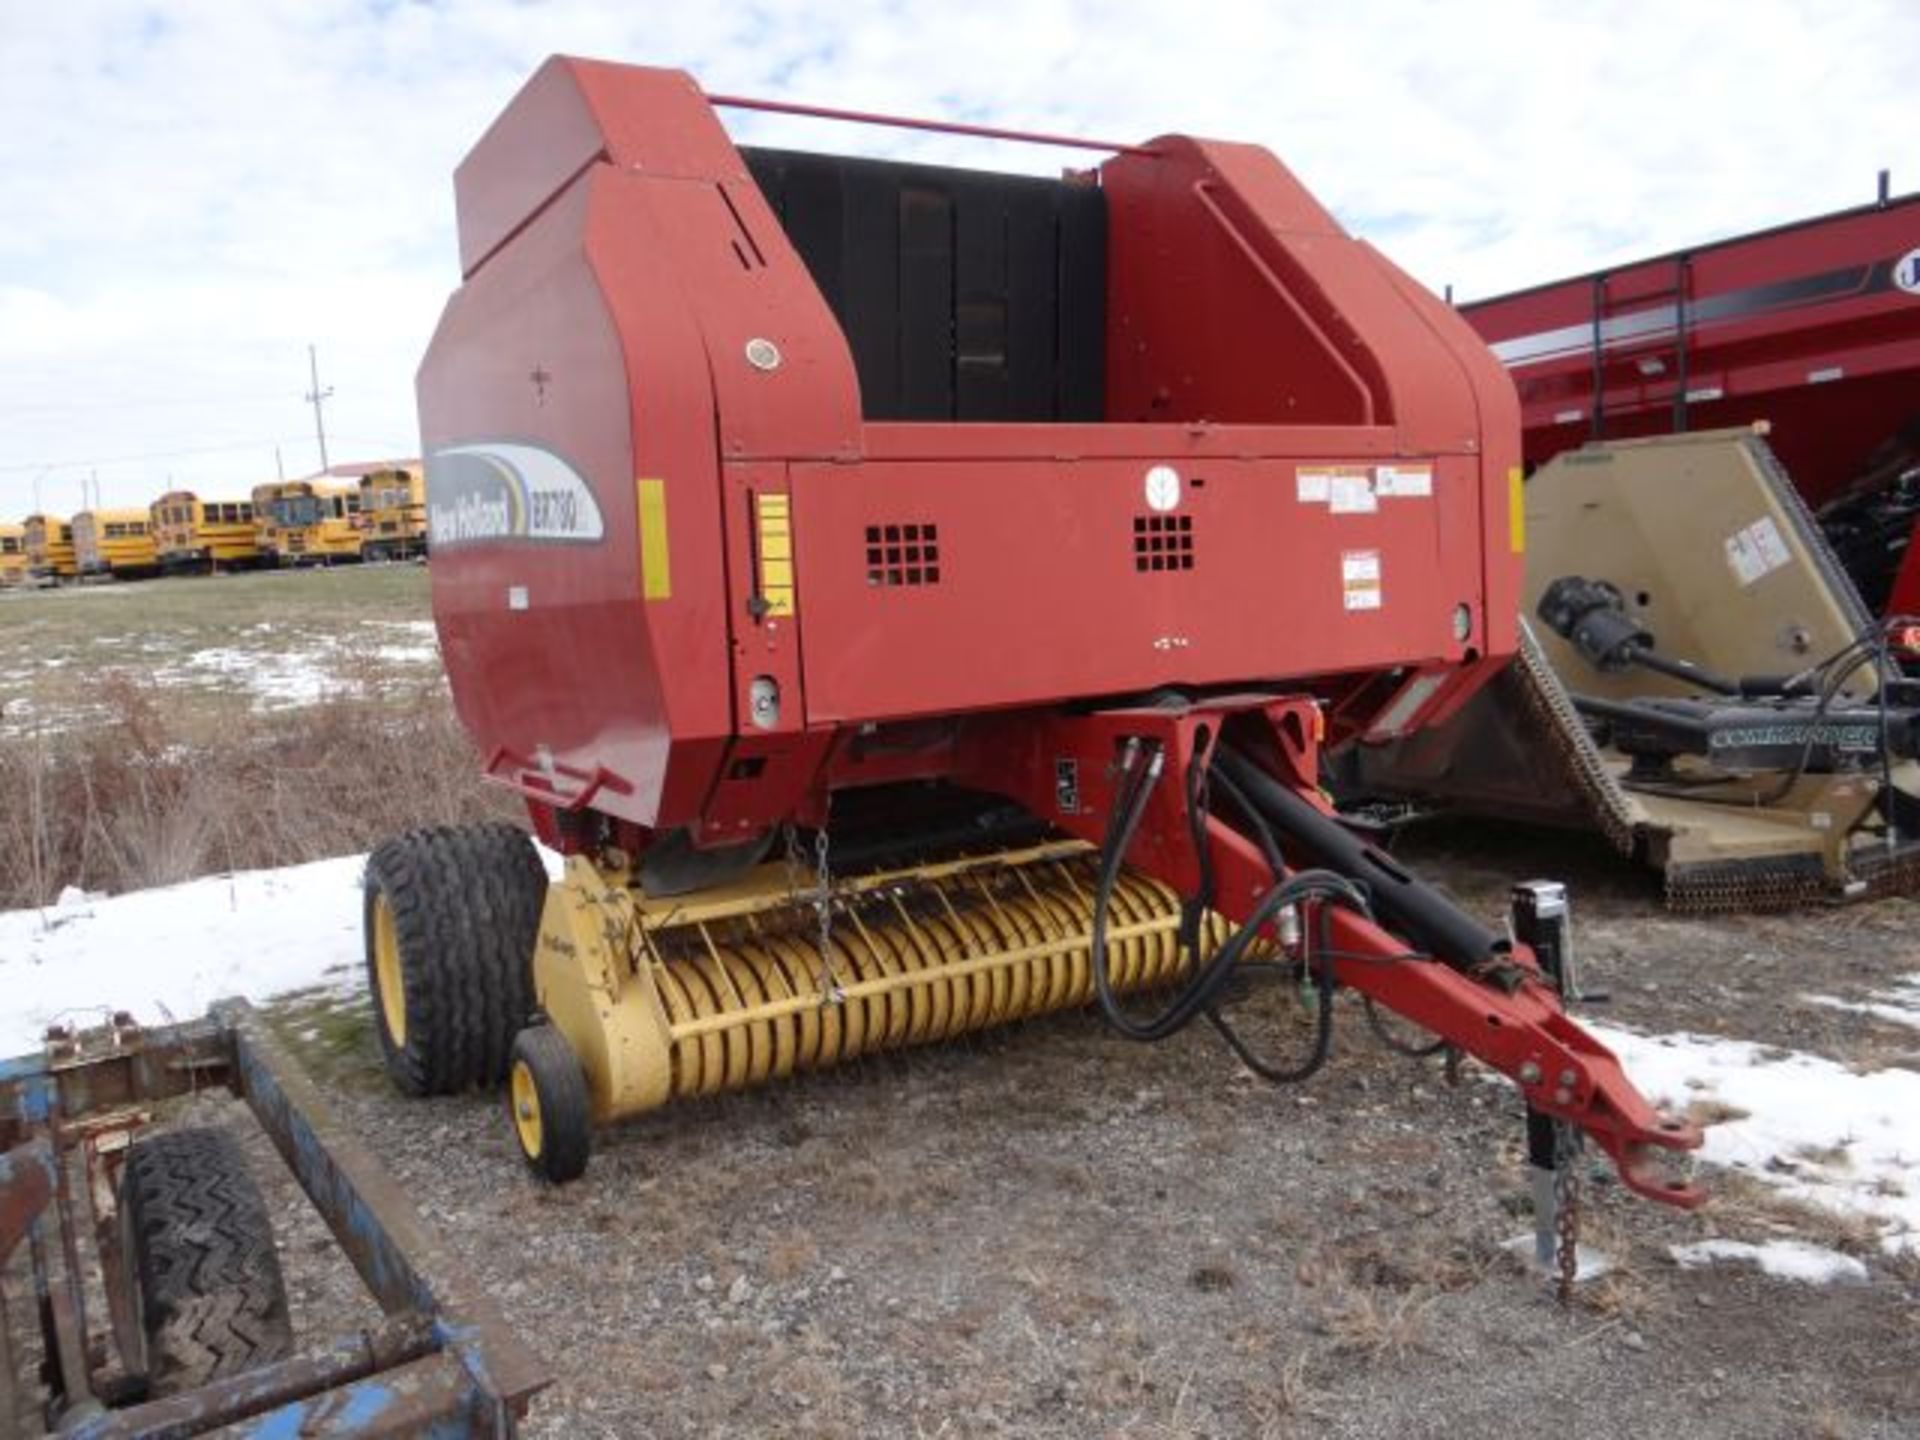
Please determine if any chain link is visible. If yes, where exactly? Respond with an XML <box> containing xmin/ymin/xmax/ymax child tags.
<box><xmin>811</xmin><ymin>829</ymin><xmax>844</xmax><ymax>1007</ymax></box>
<box><xmin>1553</xmin><ymin>1118</ymin><xmax>1582</xmax><ymax>1304</ymax></box>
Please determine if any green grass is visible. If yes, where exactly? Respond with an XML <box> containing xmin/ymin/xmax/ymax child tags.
<box><xmin>264</xmin><ymin>988</ymin><xmax>389</xmax><ymax>1092</ymax></box>
<box><xmin>0</xmin><ymin>564</ymin><xmax>435</xmax><ymax>737</ymax></box>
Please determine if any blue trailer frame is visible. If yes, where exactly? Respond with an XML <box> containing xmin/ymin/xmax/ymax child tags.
<box><xmin>0</xmin><ymin>1001</ymin><xmax>546</xmax><ymax>1436</ymax></box>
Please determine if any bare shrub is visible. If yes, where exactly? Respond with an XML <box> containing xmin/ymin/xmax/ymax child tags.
<box><xmin>0</xmin><ymin>682</ymin><xmax>517</xmax><ymax>908</ymax></box>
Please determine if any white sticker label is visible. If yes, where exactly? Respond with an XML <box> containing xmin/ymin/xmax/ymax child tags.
<box><xmin>1144</xmin><ymin>465</ymin><xmax>1181</xmax><ymax>512</ymax></box>
<box><xmin>1297</xmin><ymin>469</ymin><xmax>1332</xmax><ymax>503</ymax></box>
<box><xmin>1725</xmin><ymin>516</ymin><xmax>1793</xmax><ymax>588</ymax></box>
<box><xmin>1342</xmin><ymin>549</ymin><xmax>1382</xmax><ymax>610</ymax></box>
<box><xmin>1330</xmin><ymin>471</ymin><xmax>1378</xmax><ymax>515</ymax></box>
<box><xmin>1374</xmin><ymin>464</ymin><xmax>1433</xmax><ymax>497</ymax></box>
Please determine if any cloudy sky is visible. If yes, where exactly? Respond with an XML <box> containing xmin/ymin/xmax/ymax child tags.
<box><xmin>2</xmin><ymin>0</ymin><xmax>1913</xmax><ymax>513</ymax></box>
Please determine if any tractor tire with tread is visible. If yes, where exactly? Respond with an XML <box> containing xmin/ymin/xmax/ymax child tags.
<box><xmin>118</xmin><ymin>1127</ymin><xmax>294</xmax><ymax>1396</ymax></box>
<box><xmin>364</xmin><ymin>823</ymin><xmax>547</xmax><ymax>1096</ymax></box>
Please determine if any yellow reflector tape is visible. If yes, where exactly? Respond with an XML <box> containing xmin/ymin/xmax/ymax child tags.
<box><xmin>1507</xmin><ymin>466</ymin><xmax>1526</xmax><ymax>553</ymax></box>
<box><xmin>756</xmin><ymin>493</ymin><xmax>795</xmax><ymax>617</ymax></box>
<box><xmin>637</xmin><ymin>478</ymin><xmax>671</xmax><ymax>600</ymax></box>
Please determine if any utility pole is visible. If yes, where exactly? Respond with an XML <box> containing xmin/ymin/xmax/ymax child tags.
<box><xmin>304</xmin><ymin>344</ymin><xmax>334</xmax><ymax>474</ymax></box>
<box><xmin>90</xmin><ymin>469</ymin><xmax>99</xmax><ymax>509</ymax></box>
<box><xmin>275</xmin><ymin>445</ymin><xmax>285</xmax><ymax>481</ymax></box>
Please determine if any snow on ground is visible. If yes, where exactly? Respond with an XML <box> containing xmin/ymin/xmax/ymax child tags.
<box><xmin>0</xmin><ymin>845</ymin><xmax>567</xmax><ymax>1056</ymax></box>
<box><xmin>1669</xmin><ymin>1238</ymin><xmax>1868</xmax><ymax>1284</ymax></box>
<box><xmin>147</xmin><ymin>629</ymin><xmax>445</xmax><ymax>711</ymax></box>
<box><xmin>0</xmin><ymin>857</ymin><xmax>366</xmax><ymax>1052</ymax></box>
<box><xmin>164</xmin><ymin>646</ymin><xmax>342</xmax><ymax>707</ymax></box>
<box><xmin>1592</xmin><ymin>1021</ymin><xmax>1920</xmax><ymax>1254</ymax></box>
<box><xmin>1803</xmin><ymin>974</ymin><xmax>1920</xmax><ymax>1031</ymax></box>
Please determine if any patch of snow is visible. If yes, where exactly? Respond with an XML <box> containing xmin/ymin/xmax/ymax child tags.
<box><xmin>1593</xmin><ymin>1022</ymin><xmax>1920</xmax><ymax>1253</ymax></box>
<box><xmin>368</xmin><ymin>620</ymin><xmax>437</xmax><ymax>638</ymax></box>
<box><xmin>167</xmin><ymin>646</ymin><xmax>341</xmax><ymax>708</ymax></box>
<box><xmin>0</xmin><ymin>857</ymin><xmax>367</xmax><ymax>1053</ymax></box>
<box><xmin>2</xmin><ymin>840</ymin><xmax>566</xmax><ymax>1055</ymax></box>
<box><xmin>1669</xmin><ymin>1238</ymin><xmax>1866</xmax><ymax>1284</ymax></box>
<box><xmin>1803</xmin><ymin>975</ymin><xmax>1920</xmax><ymax>1031</ymax></box>
<box><xmin>369</xmin><ymin>643</ymin><xmax>439</xmax><ymax>665</ymax></box>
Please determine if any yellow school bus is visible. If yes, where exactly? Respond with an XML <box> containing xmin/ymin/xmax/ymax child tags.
<box><xmin>252</xmin><ymin>481</ymin><xmax>365</xmax><ymax>566</ymax></box>
<box><xmin>151</xmin><ymin>491</ymin><xmax>263</xmax><ymax>573</ymax></box>
<box><xmin>73</xmin><ymin>509</ymin><xmax>161</xmax><ymax>580</ymax></box>
<box><xmin>355</xmin><ymin>466</ymin><xmax>428</xmax><ymax>561</ymax></box>
<box><xmin>24</xmin><ymin>514</ymin><xmax>78</xmax><ymax>585</ymax></box>
<box><xmin>0</xmin><ymin>523</ymin><xmax>27</xmax><ymax>588</ymax></box>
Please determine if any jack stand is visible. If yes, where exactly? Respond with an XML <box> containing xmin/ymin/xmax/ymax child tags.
<box><xmin>1504</xmin><ymin>882</ymin><xmax>1611</xmax><ymax>1298</ymax></box>
<box><xmin>1503</xmin><ymin>1107</ymin><xmax>1610</xmax><ymax>1295</ymax></box>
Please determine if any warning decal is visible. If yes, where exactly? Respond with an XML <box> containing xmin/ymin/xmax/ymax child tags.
<box><xmin>1725</xmin><ymin>515</ymin><xmax>1792</xmax><ymax>588</ymax></box>
<box><xmin>1342</xmin><ymin>549</ymin><xmax>1383</xmax><ymax>611</ymax></box>
<box><xmin>1374</xmin><ymin>464</ymin><xmax>1433</xmax><ymax>497</ymax></box>
<box><xmin>1297</xmin><ymin>463</ymin><xmax>1434</xmax><ymax>513</ymax></box>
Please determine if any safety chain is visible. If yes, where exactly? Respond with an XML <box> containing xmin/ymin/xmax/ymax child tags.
<box><xmin>1553</xmin><ymin>1118</ymin><xmax>1583</xmax><ymax>1304</ymax></box>
<box><xmin>812</xmin><ymin>829</ymin><xmax>845</xmax><ymax>1007</ymax></box>
<box><xmin>782</xmin><ymin>825</ymin><xmax>845</xmax><ymax>1006</ymax></box>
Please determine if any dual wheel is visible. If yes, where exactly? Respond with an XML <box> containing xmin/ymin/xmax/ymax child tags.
<box><xmin>362</xmin><ymin>824</ymin><xmax>593</xmax><ymax>1182</ymax></box>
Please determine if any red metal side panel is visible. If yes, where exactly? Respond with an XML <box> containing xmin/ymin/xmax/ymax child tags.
<box><xmin>1464</xmin><ymin>195</ymin><xmax>1920</xmax><ymax>506</ymax></box>
<box><xmin>453</xmin><ymin>56</ymin><xmax>610</xmax><ymax>279</ymax></box>
<box><xmin>791</xmin><ymin>448</ymin><xmax>1483</xmax><ymax>725</ymax></box>
<box><xmin>420</xmin><ymin>166</ymin><xmax>733</xmax><ymax>831</ymax></box>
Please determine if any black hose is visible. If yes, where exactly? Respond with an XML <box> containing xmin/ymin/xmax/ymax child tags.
<box><xmin>1087</xmin><ymin>740</ymin><xmax>1373</xmax><ymax>1076</ymax></box>
<box><xmin>1757</xmin><ymin>631</ymin><xmax>1882</xmax><ymax>805</ymax></box>
<box><xmin>1213</xmin><ymin>746</ymin><xmax>1507</xmax><ymax>973</ymax></box>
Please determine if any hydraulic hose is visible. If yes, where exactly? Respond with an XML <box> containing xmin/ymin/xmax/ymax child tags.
<box><xmin>1087</xmin><ymin>739</ymin><xmax>1373</xmax><ymax>1082</ymax></box>
<box><xmin>1212</xmin><ymin>746</ymin><xmax>1508</xmax><ymax>974</ymax></box>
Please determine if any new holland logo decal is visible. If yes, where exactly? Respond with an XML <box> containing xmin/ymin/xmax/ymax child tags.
<box><xmin>425</xmin><ymin>441</ymin><xmax>606</xmax><ymax>549</ymax></box>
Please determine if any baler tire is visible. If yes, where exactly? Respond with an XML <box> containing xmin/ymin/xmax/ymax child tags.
<box><xmin>363</xmin><ymin>824</ymin><xmax>547</xmax><ymax>1096</ymax></box>
<box><xmin>508</xmin><ymin>1024</ymin><xmax>592</xmax><ymax>1183</ymax></box>
<box><xmin>118</xmin><ymin>1127</ymin><xmax>294</xmax><ymax>1397</ymax></box>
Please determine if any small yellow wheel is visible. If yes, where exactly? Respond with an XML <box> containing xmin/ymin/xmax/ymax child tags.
<box><xmin>507</xmin><ymin>1024</ymin><xmax>591</xmax><ymax>1183</ymax></box>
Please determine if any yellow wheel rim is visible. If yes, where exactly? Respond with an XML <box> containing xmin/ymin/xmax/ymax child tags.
<box><xmin>510</xmin><ymin>1059</ymin><xmax>543</xmax><ymax>1159</ymax></box>
<box><xmin>372</xmin><ymin>894</ymin><xmax>407</xmax><ymax>1048</ymax></box>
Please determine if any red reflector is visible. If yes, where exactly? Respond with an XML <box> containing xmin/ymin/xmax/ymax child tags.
<box><xmin>1889</xmin><ymin>624</ymin><xmax>1920</xmax><ymax>655</ymax></box>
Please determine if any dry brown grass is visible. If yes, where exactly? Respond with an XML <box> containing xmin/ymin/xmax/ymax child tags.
<box><xmin>1294</xmin><ymin>1247</ymin><xmax>1439</xmax><ymax>1362</ymax></box>
<box><xmin>0</xmin><ymin>675</ymin><xmax>515</xmax><ymax>908</ymax></box>
<box><xmin>1683</xmin><ymin>1097</ymin><xmax>1752</xmax><ymax>1128</ymax></box>
<box><xmin>1704</xmin><ymin>1170</ymin><xmax>1890</xmax><ymax>1257</ymax></box>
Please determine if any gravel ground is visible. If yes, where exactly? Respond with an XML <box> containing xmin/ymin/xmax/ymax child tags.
<box><xmin>13</xmin><ymin>821</ymin><xmax>1920</xmax><ymax>1437</ymax></box>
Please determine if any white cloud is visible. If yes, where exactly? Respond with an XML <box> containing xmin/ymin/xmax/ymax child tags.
<box><xmin>2</xmin><ymin>0</ymin><xmax>1915</xmax><ymax>511</ymax></box>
